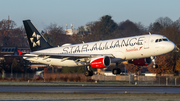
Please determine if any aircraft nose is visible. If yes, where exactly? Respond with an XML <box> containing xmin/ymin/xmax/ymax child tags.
<box><xmin>168</xmin><ymin>41</ymin><xmax>176</xmax><ymax>52</ymax></box>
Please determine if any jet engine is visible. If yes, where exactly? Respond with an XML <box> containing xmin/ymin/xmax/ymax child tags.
<box><xmin>128</xmin><ymin>57</ymin><xmax>152</xmax><ymax>66</ymax></box>
<box><xmin>90</xmin><ymin>56</ymin><xmax>111</xmax><ymax>68</ymax></box>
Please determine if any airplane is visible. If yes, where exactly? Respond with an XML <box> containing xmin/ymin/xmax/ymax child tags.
<box><xmin>23</xmin><ymin>20</ymin><xmax>176</xmax><ymax>76</ymax></box>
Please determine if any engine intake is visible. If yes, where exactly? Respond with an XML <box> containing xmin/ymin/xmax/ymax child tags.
<box><xmin>90</xmin><ymin>56</ymin><xmax>111</xmax><ymax>68</ymax></box>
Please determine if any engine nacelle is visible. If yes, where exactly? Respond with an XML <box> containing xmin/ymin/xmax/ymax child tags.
<box><xmin>128</xmin><ymin>57</ymin><xmax>152</xmax><ymax>66</ymax></box>
<box><xmin>90</xmin><ymin>56</ymin><xmax>111</xmax><ymax>68</ymax></box>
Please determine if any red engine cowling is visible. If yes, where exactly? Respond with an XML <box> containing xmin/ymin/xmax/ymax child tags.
<box><xmin>90</xmin><ymin>56</ymin><xmax>111</xmax><ymax>68</ymax></box>
<box><xmin>128</xmin><ymin>57</ymin><xmax>152</xmax><ymax>66</ymax></box>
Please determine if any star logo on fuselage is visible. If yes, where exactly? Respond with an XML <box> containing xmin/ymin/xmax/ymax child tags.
<box><xmin>30</xmin><ymin>32</ymin><xmax>41</xmax><ymax>47</ymax></box>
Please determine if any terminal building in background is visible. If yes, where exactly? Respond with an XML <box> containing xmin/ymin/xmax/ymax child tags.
<box><xmin>65</xmin><ymin>24</ymin><xmax>91</xmax><ymax>36</ymax></box>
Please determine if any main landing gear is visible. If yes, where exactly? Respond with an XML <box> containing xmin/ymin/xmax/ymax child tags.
<box><xmin>112</xmin><ymin>63</ymin><xmax>121</xmax><ymax>75</ymax></box>
<box><xmin>151</xmin><ymin>56</ymin><xmax>158</xmax><ymax>68</ymax></box>
<box><xmin>84</xmin><ymin>66</ymin><xmax>94</xmax><ymax>77</ymax></box>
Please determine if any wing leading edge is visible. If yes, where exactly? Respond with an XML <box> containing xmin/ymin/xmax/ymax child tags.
<box><xmin>29</xmin><ymin>52</ymin><xmax>115</xmax><ymax>58</ymax></box>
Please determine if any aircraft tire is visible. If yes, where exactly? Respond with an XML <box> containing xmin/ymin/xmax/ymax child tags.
<box><xmin>84</xmin><ymin>71</ymin><xmax>90</xmax><ymax>77</ymax></box>
<box><xmin>84</xmin><ymin>71</ymin><xmax>93</xmax><ymax>76</ymax></box>
<box><xmin>152</xmin><ymin>64</ymin><xmax>158</xmax><ymax>68</ymax></box>
<box><xmin>112</xmin><ymin>68</ymin><xmax>121</xmax><ymax>75</ymax></box>
<box><xmin>89</xmin><ymin>71</ymin><xmax>94</xmax><ymax>76</ymax></box>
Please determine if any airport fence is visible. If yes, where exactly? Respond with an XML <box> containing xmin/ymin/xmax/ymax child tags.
<box><xmin>92</xmin><ymin>75</ymin><xmax>180</xmax><ymax>85</ymax></box>
<box><xmin>136</xmin><ymin>76</ymin><xmax>180</xmax><ymax>85</ymax></box>
<box><xmin>1</xmin><ymin>73</ymin><xmax>180</xmax><ymax>85</ymax></box>
<box><xmin>0</xmin><ymin>73</ymin><xmax>94</xmax><ymax>82</ymax></box>
<box><xmin>43</xmin><ymin>73</ymin><xmax>93</xmax><ymax>82</ymax></box>
<box><xmin>0</xmin><ymin>73</ymin><xmax>35</xmax><ymax>79</ymax></box>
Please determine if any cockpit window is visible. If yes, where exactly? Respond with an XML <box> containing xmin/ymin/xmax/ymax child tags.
<box><xmin>155</xmin><ymin>38</ymin><xmax>169</xmax><ymax>43</ymax></box>
<box><xmin>162</xmin><ymin>38</ymin><xmax>168</xmax><ymax>41</ymax></box>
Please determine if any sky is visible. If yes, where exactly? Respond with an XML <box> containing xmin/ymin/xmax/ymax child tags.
<box><xmin>1</xmin><ymin>0</ymin><xmax>180</xmax><ymax>31</ymax></box>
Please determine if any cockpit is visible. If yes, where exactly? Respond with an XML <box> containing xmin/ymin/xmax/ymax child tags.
<box><xmin>155</xmin><ymin>38</ymin><xmax>169</xmax><ymax>43</ymax></box>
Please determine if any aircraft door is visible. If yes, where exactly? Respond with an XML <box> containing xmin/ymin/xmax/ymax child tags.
<box><xmin>144</xmin><ymin>36</ymin><xmax>150</xmax><ymax>49</ymax></box>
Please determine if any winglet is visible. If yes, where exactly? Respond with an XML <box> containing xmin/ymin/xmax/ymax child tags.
<box><xmin>17</xmin><ymin>50</ymin><xmax>23</xmax><ymax>56</ymax></box>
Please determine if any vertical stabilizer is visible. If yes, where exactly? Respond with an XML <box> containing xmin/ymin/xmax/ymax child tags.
<box><xmin>23</xmin><ymin>20</ymin><xmax>52</xmax><ymax>52</ymax></box>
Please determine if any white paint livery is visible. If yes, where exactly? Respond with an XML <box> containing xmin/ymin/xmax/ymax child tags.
<box><xmin>24</xmin><ymin>34</ymin><xmax>175</xmax><ymax>66</ymax></box>
<box><xmin>23</xmin><ymin>20</ymin><xmax>176</xmax><ymax>76</ymax></box>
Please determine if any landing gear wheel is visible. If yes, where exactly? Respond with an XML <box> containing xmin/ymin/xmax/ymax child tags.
<box><xmin>84</xmin><ymin>71</ymin><xmax>93</xmax><ymax>77</ymax></box>
<box><xmin>84</xmin><ymin>66</ymin><xmax>94</xmax><ymax>77</ymax></box>
<box><xmin>84</xmin><ymin>71</ymin><xmax>90</xmax><ymax>77</ymax></box>
<box><xmin>89</xmin><ymin>71</ymin><xmax>94</xmax><ymax>76</ymax></box>
<box><xmin>112</xmin><ymin>63</ymin><xmax>121</xmax><ymax>75</ymax></box>
<box><xmin>112</xmin><ymin>68</ymin><xmax>121</xmax><ymax>75</ymax></box>
<box><xmin>153</xmin><ymin>64</ymin><xmax>158</xmax><ymax>68</ymax></box>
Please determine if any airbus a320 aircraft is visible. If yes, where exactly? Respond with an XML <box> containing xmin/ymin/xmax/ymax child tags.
<box><xmin>23</xmin><ymin>20</ymin><xmax>176</xmax><ymax>76</ymax></box>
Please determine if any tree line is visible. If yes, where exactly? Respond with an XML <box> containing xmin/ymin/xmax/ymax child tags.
<box><xmin>0</xmin><ymin>15</ymin><xmax>180</xmax><ymax>75</ymax></box>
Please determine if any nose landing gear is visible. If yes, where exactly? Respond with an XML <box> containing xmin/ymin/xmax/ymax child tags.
<box><xmin>151</xmin><ymin>56</ymin><xmax>158</xmax><ymax>68</ymax></box>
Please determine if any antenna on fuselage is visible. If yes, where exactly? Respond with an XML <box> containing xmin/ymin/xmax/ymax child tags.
<box><xmin>149</xmin><ymin>32</ymin><xmax>151</xmax><ymax>35</ymax></box>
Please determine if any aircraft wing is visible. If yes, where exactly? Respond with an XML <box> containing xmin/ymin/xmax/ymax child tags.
<box><xmin>28</xmin><ymin>52</ymin><xmax>115</xmax><ymax>58</ymax></box>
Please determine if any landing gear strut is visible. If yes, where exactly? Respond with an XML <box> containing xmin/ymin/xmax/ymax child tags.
<box><xmin>151</xmin><ymin>56</ymin><xmax>158</xmax><ymax>68</ymax></box>
<box><xmin>112</xmin><ymin>63</ymin><xmax>121</xmax><ymax>75</ymax></box>
<box><xmin>84</xmin><ymin>66</ymin><xmax>93</xmax><ymax>77</ymax></box>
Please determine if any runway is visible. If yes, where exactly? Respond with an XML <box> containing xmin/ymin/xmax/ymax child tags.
<box><xmin>1</xmin><ymin>86</ymin><xmax>180</xmax><ymax>94</ymax></box>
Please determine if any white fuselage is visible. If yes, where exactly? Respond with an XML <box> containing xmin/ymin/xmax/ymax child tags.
<box><xmin>24</xmin><ymin>34</ymin><xmax>175</xmax><ymax>67</ymax></box>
